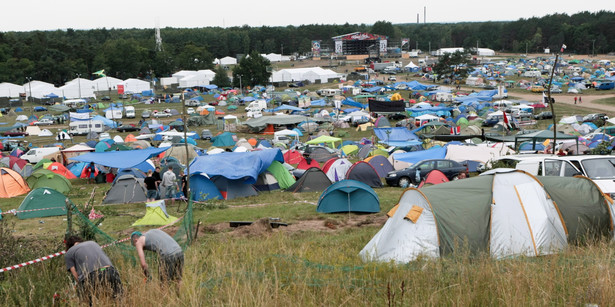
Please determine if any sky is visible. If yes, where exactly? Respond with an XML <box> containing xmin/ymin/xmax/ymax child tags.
<box><xmin>2</xmin><ymin>0</ymin><xmax>612</xmax><ymax>32</ymax></box>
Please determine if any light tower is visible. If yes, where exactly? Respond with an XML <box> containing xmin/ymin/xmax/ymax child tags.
<box><xmin>155</xmin><ymin>20</ymin><xmax>163</xmax><ymax>52</ymax></box>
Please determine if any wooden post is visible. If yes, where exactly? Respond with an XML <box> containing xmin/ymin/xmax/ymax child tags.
<box><xmin>194</xmin><ymin>219</ymin><xmax>201</xmax><ymax>241</ymax></box>
<box><xmin>65</xmin><ymin>198</ymin><xmax>72</xmax><ymax>238</ymax></box>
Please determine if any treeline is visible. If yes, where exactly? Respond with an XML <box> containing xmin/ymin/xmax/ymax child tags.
<box><xmin>0</xmin><ymin>11</ymin><xmax>613</xmax><ymax>85</ymax></box>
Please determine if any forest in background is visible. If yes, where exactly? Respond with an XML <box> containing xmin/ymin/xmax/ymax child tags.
<box><xmin>0</xmin><ymin>10</ymin><xmax>613</xmax><ymax>85</ymax></box>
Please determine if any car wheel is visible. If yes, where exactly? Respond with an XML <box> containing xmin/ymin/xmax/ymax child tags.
<box><xmin>398</xmin><ymin>177</ymin><xmax>410</xmax><ymax>188</ymax></box>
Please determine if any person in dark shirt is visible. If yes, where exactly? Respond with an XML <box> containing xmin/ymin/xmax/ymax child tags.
<box><xmin>144</xmin><ymin>170</ymin><xmax>159</xmax><ymax>201</ymax></box>
<box><xmin>179</xmin><ymin>170</ymin><xmax>188</xmax><ymax>199</ymax></box>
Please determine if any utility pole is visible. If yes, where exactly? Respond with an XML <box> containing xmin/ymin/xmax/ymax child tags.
<box><xmin>181</xmin><ymin>91</ymin><xmax>191</xmax><ymax>203</ymax></box>
<box><xmin>546</xmin><ymin>52</ymin><xmax>560</xmax><ymax>152</ymax></box>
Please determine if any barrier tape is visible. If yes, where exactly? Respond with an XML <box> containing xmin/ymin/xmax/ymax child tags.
<box><xmin>0</xmin><ymin>207</ymin><xmax>65</xmax><ymax>216</ymax></box>
<box><xmin>0</xmin><ymin>214</ymin><xmax>184</xmax><ymax>273</ymax></box>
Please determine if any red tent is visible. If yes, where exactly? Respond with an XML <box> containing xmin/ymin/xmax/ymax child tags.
<box><xmin>283</xmin><ymin>149</ymin><xmax>303</xmax><ymax>164</ymax></box>
<box><xmin>46</xmin><ymin>162</ymin><xmax>77</xmax><ymax>179</ymax></box>
<box><xmin>417</xmin><ymin>170</ymin><xmax>449</xmax><ymax>188</ymax></box>
<box><xmin>297</xmin><ymin>157</ymin><xmax>320</xmax><ymax>170</ymax></box>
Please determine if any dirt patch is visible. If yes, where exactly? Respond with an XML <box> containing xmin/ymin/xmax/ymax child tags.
<box><xmin>201</xmin><ymin>214</ymin><xmax>388</xmax><ymax>237</ymax></box>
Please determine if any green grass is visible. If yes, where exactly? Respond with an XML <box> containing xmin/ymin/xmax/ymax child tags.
<box><xmin>592</xmin><ymin>96</ymin><xmax>615</xmax><ymax>106</ymax></box>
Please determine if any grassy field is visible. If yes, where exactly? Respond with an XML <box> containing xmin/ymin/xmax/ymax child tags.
<box><xmin>3</xmin><ymin>70</ymin><xmax>615</xmax><ymax>305</ymax></box>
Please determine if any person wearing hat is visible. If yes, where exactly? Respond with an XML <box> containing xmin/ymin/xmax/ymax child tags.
<box><xmin>131</xmin><ymin>229</ymin><xmax>184</xmax><ymax>284</ymax></box>
<box><xmin>64</xmin><ymin>236</ymin><xmax>123</xmax><ymax>302</ymax></box>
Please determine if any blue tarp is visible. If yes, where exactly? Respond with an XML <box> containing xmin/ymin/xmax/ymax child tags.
<box><xmin>342</xmin><ymin>98</ymin><xmax>366</xmax><ymax>109</ymax></box>
<box><xmin>310</xmin><ymin>99</ymin><xmax>326</xmax><ymax>106</ymax></box>
<box><xmin>188</xmin><ymin>148</ymin><xmax>284</xmax><ymax>184</ymax></box>
<box><xmin>374</xmin><ymin>127</ymin><xmax>419</xmax><ymax>143</ymax></box>
<box><xmin>391</xmin><ymin>146</ymin><xmax>447</xmax><ymax>164</ymax></box>
<box><xmin>264</xmin><ymin>104</ymin><xmax>305</xmax><ymax>113</ymax></box>
<box><xmin>71</xmin><ymin>147</ymin><xmax>170</xmax><ymax>169</ymax></box>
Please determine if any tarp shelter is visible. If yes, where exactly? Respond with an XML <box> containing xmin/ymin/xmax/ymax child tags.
<box><xmin>189</xmin><ymin>149</ymin><xmax>283</xmax><ymax>184</ymax></box>
<box><xmin>71</xmin><ymin>146</ymin><xmax>170</xmax><ymax>169</ymax></box>
<box><xmin>17</xmin><ymin>188</ymin><xmax>69</xmax><ymax>219</ymax></box>
<box><xmin>346</xmin><ymin>161</ymin><xmax>383</xmax><ymax>188</ymax></box>
<box><xmin>211</xmin><ymin>176</ymin><xmax>257</xmax><ymax>200</ymax></box>
<box><xmin>103</xmin><ymin>175</ymin><xmax>147</xmax><ymax>204</ymax></box>
<box><xmin>365</xmin><ymin>155</ymin><xmax>394</xmax><ymax>178</ymax></box>
<box><xmin>132</xmin><ymin>200</ymin><xmax>178</xmax><ymax>226</ymax></box>
<box><xmin>26</xmin><ymin>169</ymin><xmax>72</xmax><ymax>194</ymax></box>
<box><xmin>359</xmin><ymin>169</ymin><xmax>568</xmax><ymax>263</ymax></box>
<box><xmin>286</xmin><ymin>167</ymin><xmax>331</xmax><ymax>193</ymax></box>
<box><xmin>62</xmin><ymin>144</ymin><xmax>95</xmax><ymax>161</ymax></box>
<box><xmin>189</xmin><ymin>173</ymin><xmax>223</xmax><ymax>201</ymax></box>
<box><xmin>266</xmin><ymin>161</ymin><xmax>296</xmax><ymax>189</ymax></box>
<box><xmin>392</xmin><ymin>147</ymin><xmax>447</xmax><ymax>164</ymax></box>
<box><xmin>445</xmin><ymin>144</ymin><xmax>514</xmax><ymax>164</ymax></box>
<box><xmin>306</xmin><ymin>135</ymin><xmax>342</xmax><ymax>148</ymax></box>
<box><xmin>0</xmin><ymin>168</ymin><xmax>30</xmax><ymax>198</ymax></box>
<box><xmin>317</xmin><ymin>180</ymin><xmax>380</xmax><ymax>213</ymax></box>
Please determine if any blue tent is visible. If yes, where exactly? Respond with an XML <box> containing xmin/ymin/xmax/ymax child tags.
<box><xmin>189</xmin><ymin>173</ymin><xmax>223</xmax><ymax>201</ymax></box>
<box><xmin>189</xmin><ymin>149</ymin><xmax>284</xmax><ymax>184</ymax></box>
<box><xmin>316</xmin><ymin>180</ymin><xmax>380</xmax><ymax>213</ymax></box>
<box><xmin>392</xmin><ymin>146</ymin><xmax>447</xmax><ymax>164</ymax></box>
<box><xmin>211</xmin><ymin>132</ymin><xmax>236</xmax><ymax>147</ymax></box>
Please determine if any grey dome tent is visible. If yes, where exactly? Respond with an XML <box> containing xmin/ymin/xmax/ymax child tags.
<box><xmin>211</xmin><ymin>176</ymin><xmax>257</xmax><ymax>200</ymax></box>
<box><xmin>345</xmin><ymin>161</ymin><xmax>383</xmax><ymax>188</ymax></box>
<box><xmin>254</xmin><ymin>171</ymin><xmax>280</xmax><ymax>192</ymax></box>
<box><xmin>286</xmin><ymin>167</ymin><xmax>331</xmax><ymax>193</ymax></box>
<box><xmin>103</xmin><ymin>174</ymin><xmax>147</xmax><ymax>204</ymax></box>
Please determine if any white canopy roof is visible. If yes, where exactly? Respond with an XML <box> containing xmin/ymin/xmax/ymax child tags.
<box><xmin>0</xmin><ymin>82</ymin><xmax>24</xmax><ymax>98</ymax></box>
<box><xmin>274</xmin><ymin>129</ymin><xmax>299</xmax><ymax>136</ymax></box>
<box><xmin>62</xmin><ymin>144</ymin><xmax>95</xmax><ymax>152</ymax></box>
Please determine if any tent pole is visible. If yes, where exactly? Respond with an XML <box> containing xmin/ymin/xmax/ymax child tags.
<box><xmin>547</xmin><ymin>53</ymin><xmax>560</xmax><ymax>151</ymax></box>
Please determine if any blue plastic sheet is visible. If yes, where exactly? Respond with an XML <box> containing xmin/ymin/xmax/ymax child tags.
<box><xmin>71</xmin><ymin>146</ymin><xmax>170</xmax><ymax>169</ymax></box>
<box><xmin>188</xmin><ymin>149</ymin><xmax>284</xmax><ymax>184</ymax></box>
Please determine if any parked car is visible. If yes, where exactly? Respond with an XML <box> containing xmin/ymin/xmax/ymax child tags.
<box><xmin>153</xmin><ymin>111</ymin><xmax>172</xmax><ymax>118</ymax></box>
<box><xmin>388</xmin><ymin>76</ymin><xmax>397</xmax><ymax>81</ymax></box>
<box><xmin>530</xmin><ymin>85</ymin><xmax>545</xmax><ymax>92</ymax></box>
<box><xmin>185</xmin><ymin>100</ymin><xmax>200</xmax><ymax>106</ymax></box>
<box><xmin>186</xmin><ymin>107</ymin><xmax>195</xmax><ymax>115</ymax></box>
<box><xmin>583</xmin><ymin>113</ymin><xmax>608</xmax><ymax>122</ymax></box>
<box><xmin>201</xmin><ymin>129</ymin><xmax>213</xmax><ymax>140</ymax></box>
<box><xmin>1</xmin><ymin>130</ymin><xmax>28</xmax><ymax>137</ymax></box>
<box><xmin>33</xmin><ymin>118</ymin><xmax>54</xmax><ymax>126</ymax></box>
<box><xmin>116</xmin><ymin>124</ymin><xmax>139</xmax><ymax>132</ymax></box>
<box><xmin>385</xmin><ymin>159</ymin><xmax>468</xmax><ymax>187</ymax></box>
<box><xmin>534</xmin><ymin>111</ymin><xmax>553</xmax><ymax>120</ymax></box>
<box><xmin>141</xmin><ymin>109</ymin><xmax>151</xmax><ymax>118</ymax></box>
<box><xmin>99</xmin><ymin>132</ymin><xmax>111</xmax><ymax>140</ymax></box>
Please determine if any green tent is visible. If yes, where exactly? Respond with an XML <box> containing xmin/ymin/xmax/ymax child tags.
<box><xmin>26</xmin><ymin>169</ymin><xmax>72</xmax><ymax>194</ymax></box>
<box><xmin>17</xmin><ymin>188</ymin><xmax>70</xmax><ymax>219</ymax></box>
<box><xmin>266</xmin><ymin>161</ymin><xmax>296</xmax><ymax>189</ymax></box>
<box><xmin>539</xmin><ymin>176</ymin><xmax>613</xmax><ymax>244</ymax></box>
<box><xmin>456</xmin><ymin>117</ymin><xmax>469</xmax><ymax>127</ymax></box>
<box><xmin>33</xmin><ymin>159</ymin><xmax>53</xmax><ymax>170</ymax></box>
<box><xmin>133</xmin><ymin>202</ymin><xmax>178</xmax><ymax>226</ymax></box>
<box><xmin>341</xmin><ymin>145</ymin><xmax>359</xmax><ymax>156</ymax></box>
<box><xmin>306</xmin><ymin>135</ymin><xmax>342</xmax><ymax>148</ymax></box>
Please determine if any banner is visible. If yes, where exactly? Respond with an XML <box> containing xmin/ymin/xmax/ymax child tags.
<box><xmin>379</xmin><ymin>40</ymin><xmax>388</xmax><ymax>54</ymax></box>
<box><xmin>117</xmin><ymin>84</ymin><xmax>124</xmax><ymax>94</ymax></box>
<box><xmin>335</xmin><ymin>40</ymin><xmax>343</xmax><ymax>55</ymax></box>
<box><xmin>368</xmin><ymin>99</ymin><xmax>405</xmax><ymax>113</ymax></box>
<box><xmin>69</xmin><ymin>112</ymin><xmax>90</xmax><ymax>120</ymax></box>
<box><xmin>402</xmin><ymin>38</ymin><xmax>409</xmax><ymax>46</ymax></box>
<box><xmin>311</xmin><ymin>41</ymin><xmax>321</xmax><ymax>57</ymax></box>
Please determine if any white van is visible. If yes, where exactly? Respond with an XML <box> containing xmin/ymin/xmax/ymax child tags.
<box><xmin>124</xmin><ymin>106</ymin><xmax>135</xmax><ymax>118</ymax></box>
<box><xmin>21</xmin><ymin>147</ymin><xmax>61</xmax><ymax>164</ymax></box>
<box><xmin>105</xmin><ymin>108</ymin><xmax>123</xmax><ymax>120</ymax></box>
<box><xmin>557</xmin><ymin>155</ymin><xmax>615</xmax><ymax>197</ymax></box>
<box><xmin>69</xmin><ymin>120</ymin><xmax>105</xmax><ymax>135</ymax></box>
<box><xmin>245</xmin><ymin>100</ymin><xmax>268</xmax><ymax>113</ymax></box>
<box><xmin>495</xmin><ymin>155</ymin><xmax>581</xmax><ymax>177</ymax></box>
<box><xmin>318</xmin><ymin>89</ymin><xmax>341</xmax><ymax>97</ymax></box>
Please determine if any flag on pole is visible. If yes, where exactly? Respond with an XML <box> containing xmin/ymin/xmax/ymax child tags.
<box><xmin>502</xmin><ymin>112</ymin><xmax>510</xmax><ymax>130</ymax></box>
<box><xmin>93</xmin><ymin>69</ymin><xmax>106</xmax><ymax>77</ymax></box>
<box><xmin>402</xmin><ymin>38</ymin><xmax>409</xmax><ymax>46</ymax></box>
<box><xmin>560</xmin><ymin>44</ymin><xmax>567</xmax><ymax>53</ymax></box>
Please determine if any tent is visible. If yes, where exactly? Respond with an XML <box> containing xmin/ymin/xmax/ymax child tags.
<box><xmin>317</xmin><ymin>180</ymin><xmax>380</xmax><ymax>213</ymax></box>
<box><xmin>417</xmin><ymin>170</ymin><xmax>449</xmax><ymax>188</ymax></box>
<box><xmin>364</xmin><ymin>155</ymin><xmax>394</xmax><ymax>178</ymax></box>
<box><xmin>306</xmin><ymin>135</ymin><xmax>342</xmax><ymax>148</ymax></box>
<box><xmin>163</xmin><ymin>144</ymin><xmax>198</xmax><ymax>166</ymax></box>
<box><xmin>17</xmin><ymin>188</ymin><xmax>69</xmax><ymax>219</ymax></box>
<box><xmin>0</xmin><ymin>156</ymin><xmax>33</xmax><ymax>178</ymax></box>
<box><xmin>321</xmin><ymin>157</ymin><xmax>338</xmax><ymax>173</ymax></box>
<box><xmin>45</xmin><ymin>162</ymin><xmax>77</xmax><ymax>179</ymax></box>
<box><xmin>102</xmin><ymin>174</ymin><xmax>147</xmax><ymax>204</ymax></box>
<box><xmin>359</xmin><ymin>169</ymin><xmax>568</xmax><ymax>263</ymax></box>
<box><xmin>345</xmin><ymin>161</ymin><xmax>383</xmax><ymax>188</ymax></box>
<box><xmin>212</xmin><ymin>176</ymin><xmax>258</xmax><ymax>200</ymax></box>
<box><xmin>254</xmin><ymin>171</ymin><xmax>280</xmax><ymax>192</ymax></box>
<box><xmin>211</xmin><ymin>132</ymin><xmax>236</xmax><ymax>147</ymax></box>
<box><xmin>297</xmin><ymin>157</ymin><xmax>320</xmax><ymax>170</ymax></box>
<box><xmin>0</xmin><ymin>168</ymin><xmax>30</xmax><ymax>198</ymax></box>
<box><xmin>309</xmin><ymin>147</ymin><xmax>338</xmax><ymax>163</ymax></box>
<box><xmin>132</xmin><ymin>200</ymin><xmax>178</xmax><ymax>226</ymax></box>
<box><xmin>286</xmin><ymin>167</ymin><xmax>331</xmax><ymax>193</ymax></box>
<box><xmin>189</xmin><ymin>173</ymin><xmax>223</xmax><ymax>201</ymax></box>
<box><xmin>325</xmin><ymin>158</ymin><xmax>352</xmax><ymax>182</ymax></box>
<box><xmin>266</xmin><ymin>161</ymin><xmax>296</xmax><ymax>189</ymax></box>
<box><xmin>283</xmin><ymin>149</ymin><xmax>303</xmax><ymax>164</ymax></box>
<box><xmin>26</xmin><ymin>170</ymin><xmax>71</xmax><ymax>195</ymax></box>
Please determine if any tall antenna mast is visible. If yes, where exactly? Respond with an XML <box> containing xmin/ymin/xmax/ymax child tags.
<box><xmin>155</xmin><ymin>18</ymin><xmax>163</xmax><ymax>52</ymax></box>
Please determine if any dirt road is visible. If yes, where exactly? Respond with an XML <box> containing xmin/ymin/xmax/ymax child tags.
<box><xmin>509</xmin><ymin>91</ymin><xmax>615</xmax><ymax>114</ymax></box>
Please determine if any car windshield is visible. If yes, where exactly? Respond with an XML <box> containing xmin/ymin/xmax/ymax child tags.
<box><xmin>581</xmin><ymin>158</ymin><xmax>615</xmax><ymax>179</ymax></box>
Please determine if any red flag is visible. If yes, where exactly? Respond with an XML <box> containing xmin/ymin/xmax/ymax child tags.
<box><xmin>502</xmin><ymin>113</ymin><xmax>510</xmax><ymax>129</ymax></box>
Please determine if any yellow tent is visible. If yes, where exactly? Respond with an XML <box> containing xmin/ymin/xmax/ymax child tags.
<box><xmin>132</xmin><ymin>202</ymin><xmax>178</xmax><ymax>226</ymax></box>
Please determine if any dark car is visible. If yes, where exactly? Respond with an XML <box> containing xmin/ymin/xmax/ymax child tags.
<box><xmin>201</xmin><ymin>129</ymin><xmax>213</xmax><ymax>140</ymax></box>
<box><xmin>1</xmin><ymin>130</ymin><xmax>28</xmax><ymax>137</ymax></box>
<box><xmin>534</xmin><ymin>111</ymin><xmax>553</xmax><ymax>120</ymax></box>
<box><xmin>116</xmin><ymin>124</ymin><xmax>139</xmax><ymax>132</ymax></box>
<box><xmin>385</xmin><ymin>159</ymin><xmax>468</xmax><ymax>187</ymax></box>
<box><xmin>583</xmin><ymin>113</ymin><xmax>608</xmax><ymax>123</ymax></box>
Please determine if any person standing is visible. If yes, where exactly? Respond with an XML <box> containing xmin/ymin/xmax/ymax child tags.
<box><xmin>87</xmin><ymin>162</ymin><xmax>96</xmax><ymax>184</ymax></box>
<box><xmin>144</xmin><ymin>170</ymin><xmax>159</xmax><ymax>202</ymax></box>
<box><xmin>64</xmin><ymin>236</ymin><xmax>122</xmax><ymax>303</ymax></box>
<box><xmin>160</xmin><ymin>166</ymin><xmax>178</xmax><ymax>204</ymax></box>
<box><xmin>579</xmin><ymin>96</ymin><xmax>582</xmax><ymax>103</ymax></box>
<box><xmin>574</xmin><ymin>96</ymin><xmax>577</xmax><ymax>104</ymax></box>
<box><xmin>179</xmin><ymin>170</ymin><xmax>188</xmax><ymax>199</ymax></box>
<box><xmin>131</xmin><ymin>230</ymin><xmax>184</xmax><ymax>284</ymax></box>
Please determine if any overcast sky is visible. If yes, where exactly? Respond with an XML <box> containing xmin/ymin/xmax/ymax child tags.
<box><xmin>2</xmin><ymin>1</ymin><xmax>611</xmax><ymax>32</ymax></box>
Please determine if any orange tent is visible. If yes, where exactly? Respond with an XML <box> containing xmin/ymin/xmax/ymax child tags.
<box><xmin>263</xmin><ymin>124</ymin><xmax>275</xmax><ymax>135</ymax></box>
<box><xmin>200</xmin><ymin>109</ymin><xmax>209</xmax><ymax>115</ymax></box>
<box><xmin>124</xmin><ymin>134</ymin><xmax>137</xmax><ymax>142</ymax></box>
<box><xmin>0</xmin><ymin>168</ymin><xmax>30</xmax><ymax>198</ymax></box>
<box><xmin>247</xmin><ymin>138</ymin><xmax>257</xmax><ymax>146</ymax></box>
<box><xmin>45</xmin><ymin>162</ymin><xmax>77</xmax><ymax>179</ymax></box>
